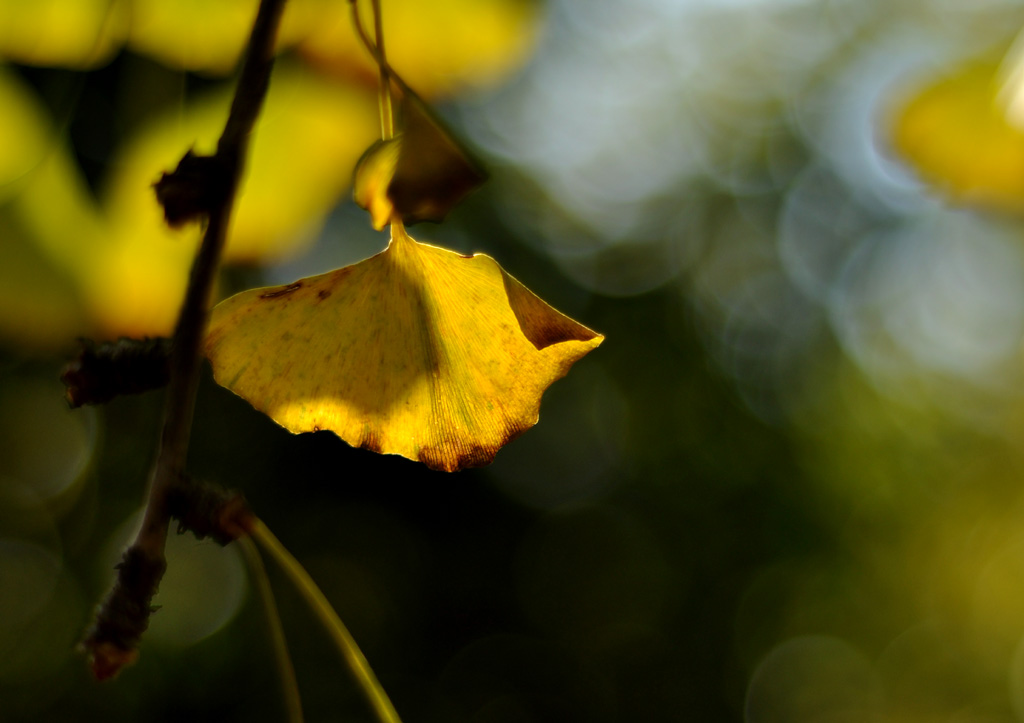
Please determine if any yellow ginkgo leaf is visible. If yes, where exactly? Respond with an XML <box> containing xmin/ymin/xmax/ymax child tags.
<box><xmin>890</xmin><ymin>59</ymin><xmax>1024</xmax><ymax>210</ymax></box>
<box><xmin>204</xmin><ymin>223</ymin><xmax>603</xmax><ymax>471</ymax></box>
<box><xmin>0</xmin><ymin>68</ymin><xmax>111</xmax><ymax>347</ymax></box>
<box><xmin>354</xmin><ymin>91</ymin><xmax>486</xmax><ymax>230</ymax></box>
<box><xmin>0</xmin><ymin>213</ymin><xmax>91</xmax><ymax>350</ymax></box>
<box><xmin>353</xmin><ymin>137</ymin><xmax>401</xmax><ymax>230</ymax></box>
<box><xmin>126</xmin><ymin>0</ymin><xmax>322</xmax><ymax>74</ymax></box>
<box><xmin>0</xmin><ymin>0</ymin><xmax>126</xmax><ymax>68</ymax></box>
<box><xmin>0</xmin><ymin>68</ymin><xmax>57</xmax><ymax>201</ymax></box>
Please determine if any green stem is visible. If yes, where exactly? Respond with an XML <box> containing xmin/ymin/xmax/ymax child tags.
<box><xmin>371</xmin><ymin>0</ymin><xmax>394</xmax><ymax>139</ymax></box>
<box><xmin>350</xmin><ymin>0</ymin><xmax>395</xmax><ymax>140</ymax></box>
<box><xmin>250</xmin><ymin>518</ymin><xmax>403</xmax><ymax>723</ymax></box>
<box><xmin>239</xmin><ymin>535</ymin><xmax>304</xmax><ymax>723</ymax></box>
<box><xmin>348</xmin><ymin>0</ymin><xmax>403</xmax><ymax>95</ymax></box>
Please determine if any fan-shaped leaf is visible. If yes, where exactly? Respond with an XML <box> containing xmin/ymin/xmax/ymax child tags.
<box><xmin>205</xmin><ymin>224</ymin><xmax>603</xmax><ymax>471</ymax></box>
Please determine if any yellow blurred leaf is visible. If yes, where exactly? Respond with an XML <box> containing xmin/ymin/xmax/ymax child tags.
<box><xmin>299</xmin><ymin>0</ymin><xmax>541</xmax><ymax>98</ymax></box>
<box><xmin>354</xmin><ymin>91</ymin><xmax>485</xmax><ymax>229</ymax></box>
<box><xmin>204</xmin><ymin>223</ymin><xmax>603</xmax><ymax>471</ymax></box>
<box><xmin>0</xmin><ymin>214</ymin><xmax>91</xmax><ymax>349</ymax></box>
<box><xmin>0</xmin><ymin>70</ymin><xmax>54</xmax><ymax>202</ymax></box>
<box><xmin>127</xmin><ymin>0</ymin><xmax>254</xmax><ymax>74</ymax></box>
<box><xmin>91</xmin><ymin>63</ymin><xmax>378</xmax><ymax>337</ymax></box>
<box><xmin>0</xmin><ymin>0</ymin><xmax>126</xmax><ymax>68</ymax></box>
<box><xmin>890</xmin><ymin>59</ymin><xmax>1024</xmax><ymax>210</ymax></box>
<box><xmin>0</xmin><ymin>61</ymin><xmax>380</xmax><ymax>345</ymax></box>
<box><xmin>222</xmin><ymin>65</ymin><xmax>380</xmax><ymax>263</ymax></box>
<box><xmin>0</xmin><ymin>69</ymin><xmax>108</xmax><ymax>346</ymax></box>
<box><xmin>8</xmin><ymin>137</ymin><xmax>157</xmax><ymax>343</ymax></box>
<box><xmin>105</xmin><ymin>63</ymin><xmax>379</xmax><ymax>265</ymax></box>
<box><xmin>126</xmin><ymin>0</ymin><xmax>320</xmax><ymax>74</ymax></box>
<box><xmin>16</xmin><ymin>149</ymin><xmax>110</xmax><ymax>283</ymax></box>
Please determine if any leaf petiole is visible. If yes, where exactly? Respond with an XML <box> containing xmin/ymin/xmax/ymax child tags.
<box><xmin>371</xmin><ymin>0</ymin><xmax>395</xmax><ymax>140</ymax></box>
<box><xmin>238</xmin><ymin>535</ymin><xmax>305</xmax><ymax>723</ymax></box>
<box><xmin>250</xmin><ymin>518</ymin><xmax>403</xmax><ymax>723</ymax></box>
<box><xmin>350</xmin><ymin>0</ymin><xmax>396</xmax><ymax>141</ymax></box>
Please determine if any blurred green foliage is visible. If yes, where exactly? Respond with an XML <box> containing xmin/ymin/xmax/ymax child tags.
<box><xmin>8</xmin><ymin>1</ymin><xmax>1024</xmax><ymax>722</ymax></box>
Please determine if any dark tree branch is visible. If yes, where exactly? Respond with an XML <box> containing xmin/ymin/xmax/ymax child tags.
<box><xmin>61</xmin><ymin>337</ymin><xmax>172</xmax><ymax>407</ymax></box>
<box><xmin>81</xmin><ymin>0</ymin><xmax>287</xmax><ymax>680</ymax></box>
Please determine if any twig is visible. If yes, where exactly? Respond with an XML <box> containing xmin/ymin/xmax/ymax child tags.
<box><xmin>61</xmin><ymin>337</ymin><xmax>172</xmax><ymax>407</ymax></box>
<box><xmin>81</xmin><ymin>0</ymin><xmax>288</xmax><ymax>679</ymax></box>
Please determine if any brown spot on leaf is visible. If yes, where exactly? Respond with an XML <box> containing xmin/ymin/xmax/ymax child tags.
<box><xmin>260</xmin><ymin>282</ymin><xmax>303</xmax><ymax>299</ymax></box>
<box><xmin>317</xmin><ymin>289</ymin><xmax>332</xmax><ymax>301</ymax></box>
<box><xmin>359</xmin><ymin>432</ymin><xmax>383</xmax><ymax>455</ymax></box>
<box><xmin>417</xmin><ymin>441</ymin><xmax>498</xmax><ymax>472</ymax></box>
<box><xmin>330</xmin><ymin>266</ymin><xmax>354</xmax><ymax>282</ymax></box>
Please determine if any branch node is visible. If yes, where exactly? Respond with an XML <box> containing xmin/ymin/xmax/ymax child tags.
<box><xmin>79</xmin><ymin>545</ymin><xmax>167</xmax><ymax>681</ymax></box>
<box><xmin>61</xmin><ymin>337</ymin><xmax>172</xmax><ymax>407</ymax></box>
<box><xmin>167</xmin><ymin>476</ymin><xmax>254</xmax><ymax>546</ymax></box>
<box><xmin>154</xmin><ymin>149</ymin><xmax>234</xmax><ymax>227</ymax></box>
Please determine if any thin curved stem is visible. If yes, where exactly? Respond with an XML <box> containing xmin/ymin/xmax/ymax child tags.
<box><xmin>350</xmin><ymin>0</ymin><xmax>396</xmax><ymax>140</ymax></box>
<box><xmin>250</xmin><ymin>518</ymin><xmax>403</xmax><ymax>723</ymax></box>
<box><xmin>371</xmin><ymin>0</ymin><xmax>394</xmax><ymax>139</ymax></box>
<box><xmin>239</xmin><ymin>535</ymin><xmax>304</xmax><ymax>723</ymax></box>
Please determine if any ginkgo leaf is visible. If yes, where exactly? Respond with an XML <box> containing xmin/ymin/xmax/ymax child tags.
<box><xmin>354</xmin><ymin>91</ymin><xmax>485</xmax><ymax>230</ymax></box>
<box><xmin>0</xmin><ymin>68</ymin><xmax>110</xmax><ymax>347</ymax></box>
<box><xmin>0</xmin><ymin>0</ymin><xmax>126</xmax><ymax>68</ymax></box>
<box><xmin>0</xmin><ymin>214</ymin><xmax>90</xmax><ymax>349</ymax></box>
<box><xmin>125</xmin><ymin>0</ymin><xmax>320</xmax><ymax>74</ymax></box>
<box><xmin>204</xmin><ymin>224</ymin><xmax>603</xmax><ymax>472</ymax></box>
<box><xmin>890</xmin><ymin>59</ymin><xmax>1024</xmax><ymax>210</ymax></box>
<box><xmin>353</xmin><ymin>138</ymin><xmax>401</xmax><ymax>230</ymax></box>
